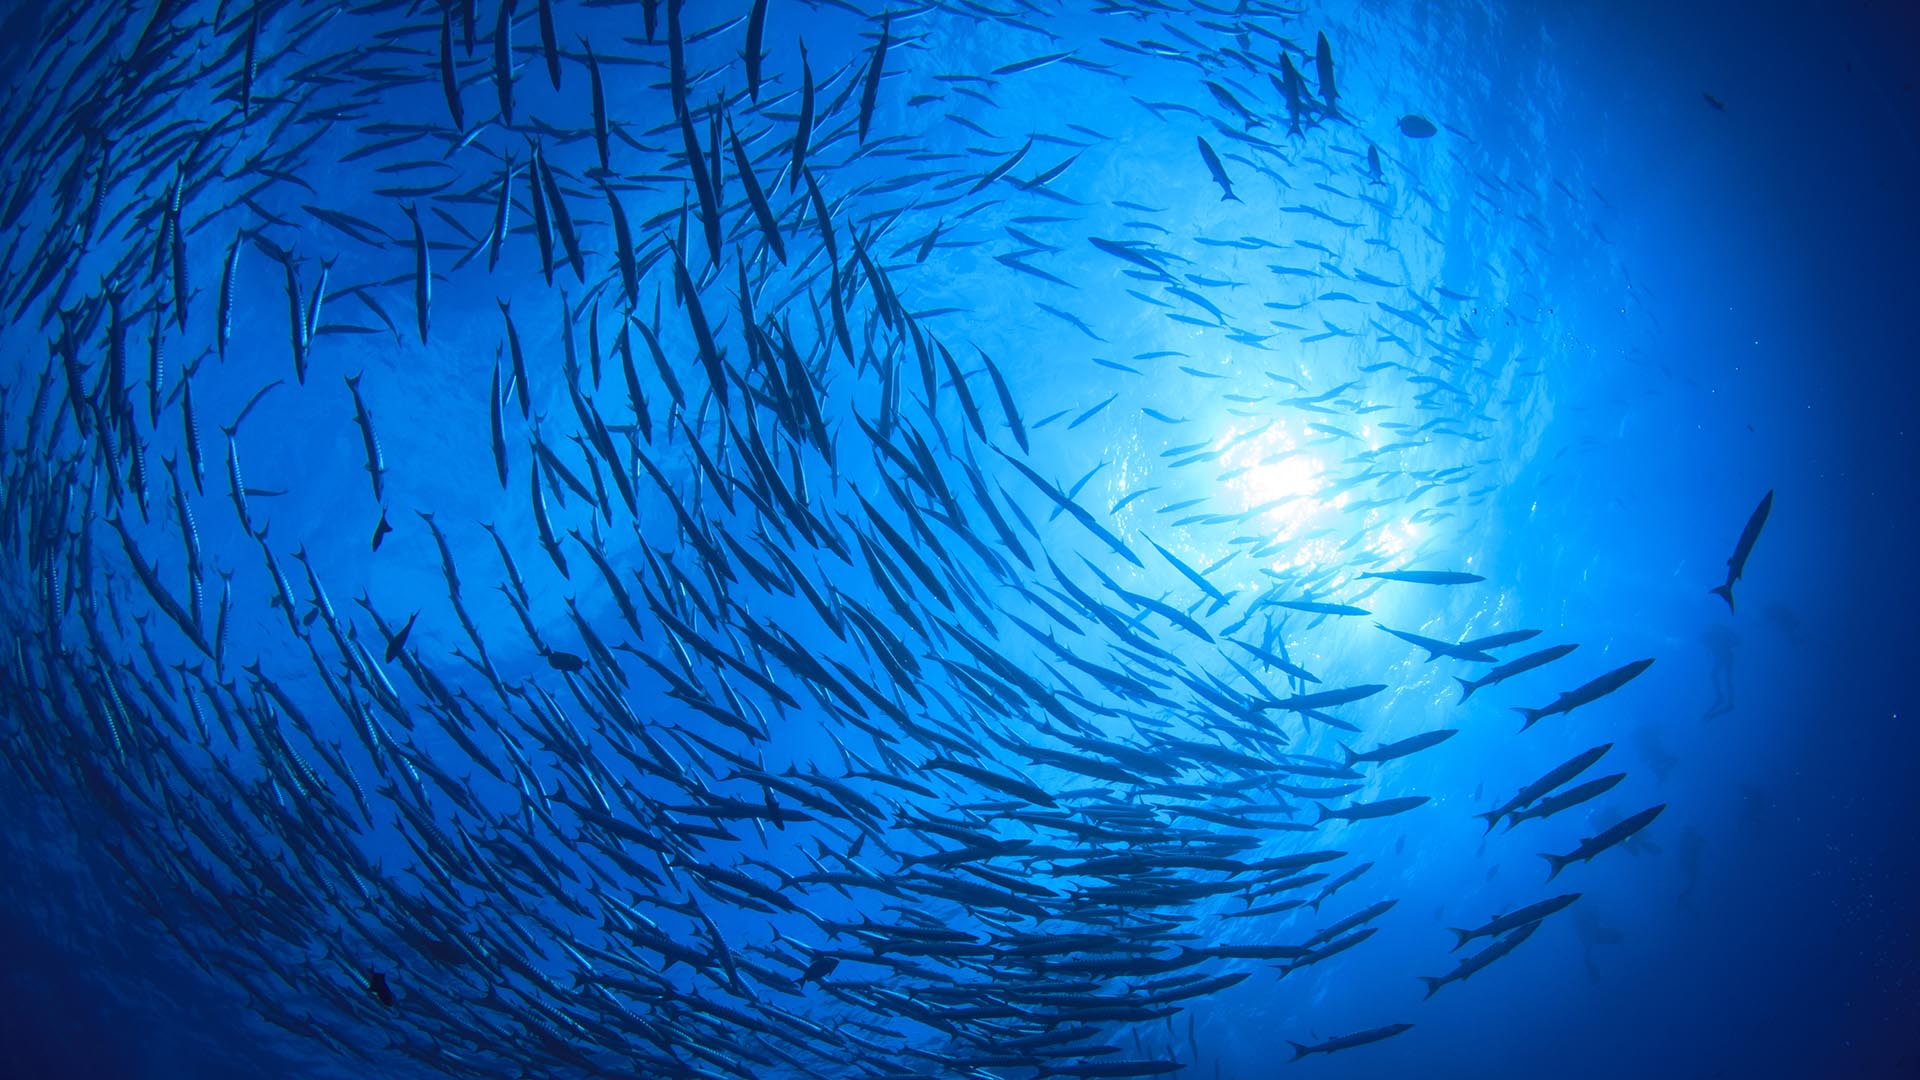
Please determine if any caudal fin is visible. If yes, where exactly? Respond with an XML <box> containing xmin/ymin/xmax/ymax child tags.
<box><xmin>1513</xmin><ymin>706</ymin><xmax>1546</xmax><ymax>730</ymax></box>
<box><xmin>1315</xmin><ymin>803</ymin><xmax>1334</xmax><ymax>825</ymax></box>
<box><xmin>1289</xmin><ymin>1042</ymin><xmax>1313</xmax><ymax>1062</ymax></box>
<box><xmin>1709</xmin><ymin>583</ymin><xmax>1735</xmax><ymax>612</ymax></box>
<box><xmin>1420</xmin><ymin>975</ymin><xmax>1445</xmax><ymax>1000</ymax></box>
<box><xmin>1448</xmin><ymin>927</ymin><xmax>1473</xmax><ymax>952</ymax></box>
<box><xmin>1456</xmin><ymin>677</ymin><xmax>1478</xmax><ymax>701</ymax></box>
<box><xmin>1339</xmin><ymin>742</ymin><xmax>1359</xmax><ymax>768</ymax></box>
<box><xmin>1475</xmin><ymin>809</ymin><xmax>1504</xmax><ymax>835</ymax></box>
<box><xmin>1541</xmin><ymin>852</ymin><xmax>1569</xmax><ymax>881</ymax></box>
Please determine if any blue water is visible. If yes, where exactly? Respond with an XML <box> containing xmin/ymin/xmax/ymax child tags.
<box><xmin>1</xmin><ymin>1</ymin><xmax>1915</xmax><ymax>1078</ymax></box>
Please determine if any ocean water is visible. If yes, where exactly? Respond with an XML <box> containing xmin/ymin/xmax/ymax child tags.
<box><xmin>1</xmin><ymin>1</ymin><xmax>1915</xmax><ymax>1078</ymax></box>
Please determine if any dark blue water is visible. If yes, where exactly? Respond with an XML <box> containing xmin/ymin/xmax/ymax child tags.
<box><xmin>2</xmin><ymin>1</ymin><xmax>1915</xmax><ymax>1078</ymax></box>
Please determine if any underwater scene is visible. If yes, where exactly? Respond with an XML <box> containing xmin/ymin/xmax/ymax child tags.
<box><xmin>0</xmin><ymin>0</ymin><xmax>1914</xmax><ymax>1077</ymax></box>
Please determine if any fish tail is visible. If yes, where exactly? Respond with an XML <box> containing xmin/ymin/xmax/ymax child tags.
<box><xmin>1448</xmin><ymin>927</ymin><xmax>1471</xmax><ymax>952</ymax></box>
<box><xmin>1289</xmin><ymin>1041</ymin><xmax>1312</xmax><ymax>1062</ymax></box>
<box><xmin>1541</xmin><ymin>852</ymin><xmax>1568</xmax><ymax>881</ymax></box>
<box><xmin>1456</xmin><ymin>677</ymin><xmax>1477</xmax><ymax>701</ymax></box>
<box><xmin>1709</xmin><ymin>583</ymin><xmax>1734</xmax><ymax>612</ymax></box>
<box><xmin>1315</xmin><ymin>803</ymin><xmax>1333</xmax><ymax>825</ymax></box>
<box><xmin>1475</xmin><ymin>810</ymin><xmax>1502</xmax><ymax>835</ymax></box>
<box><xmin>1338</xmin><ymin>742</ymin><xmax>1358</xmax><ymax>768</ymax></box>
<box><xmin>1223</xmin><ymin>192</ymin><xmax>1242</xmax><ymax>202</ymax></box>
<box><xmin>1420</xmin><ymin>976</ymin><xmax>1444</xmax><ymax>1000</ymax></box>
<box><xmin>1513</xmin><ymin>706</ymin><xmax>1543</xmax><ymax>729</ymax></box>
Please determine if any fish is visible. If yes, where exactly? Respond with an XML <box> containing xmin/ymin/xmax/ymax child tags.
<box><xmin>0</xmin><ymin>7</ymin><xmax>1699</xmax><ymax>1075</ymax></box>
<box><xmin>1265</xmin><ymin>684</ymin><xmax>1387</xmax><ymax>713</ymax></box>
<box><xmin>384</xmin><ymin>610</ymin><xmax>419</xmax><ymax>663</ymax></box>
<box><xmin>493</xmin><ymin>0</ymin><xmax>515</xmax><ymax>124</ymax></box>
<box><xmin>365</xmin><ymin>971</ymin><xmax>395</xmax><ymax>1007</ymax></box>
<box><xmin>404</xmin><ymin>202</ymin><xmax>429</xmax><ymax>343</ymax></box>
<box><xmin>1475</xmin><ymin>743</ymin><xmax>1613</xmax><ymax>832</ymax></box>
<box><xmin>788</xmin><ymin>45</ymin><xmax>817</xmax><ymax>196</ymax></box>
<box><xmin>439</xmin><ymin>8</ymin><xmax>464</xmax><ymax>132</ymax></box>
<box><xmin>1449</xmin><ymin>892</ymin><xmax>1580</xmax><ymax>950</ymax></box>
<box><xmin>1314</xmin><ymin>31</ymin><xmax>1340</xmax><ymax>118</ymax></box>
<box><xmin>1341</xmin><ymin>728</ymin><xmax>1456</xmax><ymax>767</ymax></box>
<box><xmin>744</xmin><ymin>0</ymin><xmax>768</xmax><ymax>101</ymax></box>
<box><xmin>1290</xmin><ymin>1023</ymin><xmax>1413</xmax><ymax>1060</ymax></box>
<box><xmin>1420</xmin><ymin>922</ymin><xmax>1538</xmax><ymax>999</ymax></box>
<box><xmin>1399</xmin><ymin>114</ymin><xmax>1438</xmax><ymax>138</ymax></box>
<box><xmin>1543</xmin><ymin>805</ymin><xmax>1668</xmax><ymax>880</ymax></box>
<box><xmin>1196</xmin><ymin>136</ymin><xmax>1240</xmax><ymax>202</ymax></box>
<box><xmin>1377</xmin><ymin>625</ymin><xmax>1498</xmax><ymax>663</ymax></box>
<box><xmin>1360</xmin><ymin>569</ymin><xmax>1484</xmax><ymax>585</ymax></box>
<box><xmin>859</xmin><ymin>14</ymin><xmax>889</xmax><ymax>144</ymax></box>
<box><xmin>1506</xmin><ymin>772</ymin><xmax>1627</xmax><ymax>828</ymax></box>
<box><xmin>1513</xmin><ymin>658</ymin><xmax>1655</xmax><ymax>729</ymax></box>
<box><xmin>1457</xmin><ymin>643</ymin><xmax>1578</xmax><ymax>700</ymax></box>
<box><xmin>1710</xmin><ymin>490</ymin><xmax>1773</xmax><ymax>612</ymax></box>
<box><xmin>1318</xmin><ymin>795</ymin><xmax>1429</xmax><ymax>823</ymax></box>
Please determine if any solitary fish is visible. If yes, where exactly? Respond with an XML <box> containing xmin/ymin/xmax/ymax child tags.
<box><xmin>1710</xmin><ymin>489</ymin><xmax>1773</xmax><ymax>612</ymax></box>
<box><xmin>1399</xmin><ymin>114</ymin><xmax>1438</xmax><ymax>138</ymax></box>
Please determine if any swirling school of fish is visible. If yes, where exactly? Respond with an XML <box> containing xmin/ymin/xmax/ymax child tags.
<box><xmin>0</xmin><ymin>0</ymin><xmax>1708</xmax><ymax>1076</ymax></box>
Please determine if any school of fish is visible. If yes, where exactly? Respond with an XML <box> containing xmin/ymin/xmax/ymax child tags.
<box><xmin>0</xmin><ymin>0</ymin><xmax>1753</xmax><ymax>1076</ymax></box>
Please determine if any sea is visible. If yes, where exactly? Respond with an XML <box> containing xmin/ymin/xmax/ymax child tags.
<box><xmin>0</xmin><ymin>1</ymin><xmax>1915</xmax><ymax>1078</ymax></box>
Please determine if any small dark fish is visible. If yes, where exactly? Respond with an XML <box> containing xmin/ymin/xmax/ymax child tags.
<box><xmin>385</xmin><ymin>610</ymin><xmax>419</xmax><ymax>663</ymax></box>
<box><xmin>1398</xmin><ymin>114</ymin><xmax>1438</xmax><ymax>138</ymax></box>
<box><xmin>365</xmin><ymin>970</ymin><xmax>395</xmax><ymax>1007</ymax></box>
<box><xmin>545</xmin><ymin>650</ymin><xmax>586</xmax><ymax>673</ymax></box>
<box><xmin>370</xmin><ymin>508</ymin><xmax>392</xmax><ymax>551</ymax></box>
<box><xmin>1710</xmin><ymin>490</ymin><xmax>1773</xmax><ymax>612</ymax></box>
<box><xmin>1703</xmin><ymin>92</ymin><xmax>1726</xmax><ymax>112</ymax></box>
<box><xmin>798</xmin><ymin>954</ymin><xmax>838</xmax><ymax>987</ymax></box>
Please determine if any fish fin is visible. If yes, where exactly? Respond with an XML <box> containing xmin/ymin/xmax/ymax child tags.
<box><xmin>1338</xmin><ymin>742</ymin><xmax>1358</xmax><ymax>768</ymax></box>
<box><xmin>1315</xmin><ymin>803</ymin><xmax>1333</xmax><ymax>825</ymax></box>
<box><xmin>1456</xmin><ymin>677</ymin><xmax>1477</xmax><ymax>701</ymax></box>
<box><xmin>1289</xmin><ymin>1041</ymin><xmax>1312</xmax><ymax>1062</ymax></box>
<box><xmin>1709</xmin><ymin>583</ymin><xmax>1734</xmax><ymax>612</ymax></box>
<box><xmin>1513</xmin><ymin>706</ymin><xmax>1543</xmax><ymax>729</ymax></box>
<box><xmin>1448</xmin><ymin>927</ymin><xmax>1471</xmax><ymax>951</ymax></box>
<box><xmin>1541</xmin><ymin>852</ymin><xmax>1568</xmax><ymax>881</ymax></box>
<box><xmin>1475</xmin><ymin>809</ymin><xmax>1503</xmax><ymax>835</ymax></box>
<box><xmin>1420</xmin><ymin>976</ymin><xmax>1444</xmax><ymax>1000</ymax></box>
